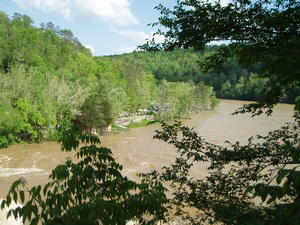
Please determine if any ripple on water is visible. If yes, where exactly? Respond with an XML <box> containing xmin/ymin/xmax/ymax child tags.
<box><xmin>0</xmin><ymin>155</ymin><xmax>12</xmax><ymax>163</ymax></box>
<box><xmin>0</xmin><ymin>167</ymin><xmax>44</xmax><ymax>178</ymax></box>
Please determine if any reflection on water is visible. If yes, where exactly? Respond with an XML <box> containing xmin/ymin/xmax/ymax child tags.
<box><xmin>0</xmin><ymin>100</ymin><xmax>294</xmax><ymax>199</ymax></box>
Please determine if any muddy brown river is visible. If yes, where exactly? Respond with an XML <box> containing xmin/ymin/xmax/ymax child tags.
<box><xmin>0</xmin><ymin>100</ymin><xmax>294</xmax><ymax>200</ymax></box>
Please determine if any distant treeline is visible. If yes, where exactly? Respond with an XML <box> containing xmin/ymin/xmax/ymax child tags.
<box><xmin>111</xmin><ymin>49</ymin><xmax>299</xmax><ymax>103</ymax></box>
<box><xmin>0</xmin><ymin>12</ymin><xmax>218</xmax><ymax>147</ymax></box>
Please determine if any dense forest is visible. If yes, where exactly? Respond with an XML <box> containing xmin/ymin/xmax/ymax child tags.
<box><xmin>0</xmin><ymin>12</ymin><xmax>218</xmax><ymax>148</ymax></box>
<box><xmin>111</xmin><ymin>50</ymin><xmax>299</xmax><ymax>103</ymax></box>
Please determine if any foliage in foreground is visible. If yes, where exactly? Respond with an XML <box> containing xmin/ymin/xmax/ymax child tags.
<box><xmin>0</xmin><ymin>127</ymin><xmax>167</xmax><ymax>225</ymax></box>
<box><xmin>140</xmin><ymin>1</ymin><xmax>300</xmax><ymax>222</ymax></box>
<box><xmin>149</xmin><ymin>116</ymin><xmax>300</xmax><ymax>224</ymax></box>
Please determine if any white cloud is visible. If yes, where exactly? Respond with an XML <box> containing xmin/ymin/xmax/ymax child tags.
<box><xmin>113</xmin><ymin>30</ymin><xmax>166</xmax><ymax>44</ymax></box>
<box><xmin>84</xmin><ymin>44</ymin><xmax>96</xmax><ymax>55</ymax></box>
<box><xmin>113</xmin><ymin>29</ymin><xmax>149</xmax><ymax>44</ymax></box>
<box><xmin>12</xmin><ymin>0</ymin><xmax>138</xmax><ymax>26</ymax></box>
<box><xmin>109</xmin><ymin>31</ymin><xmax>166</xmax><ymax>54</ymax></box>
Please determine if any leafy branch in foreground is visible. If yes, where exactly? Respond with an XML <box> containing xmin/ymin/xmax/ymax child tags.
<box><xmin>0</xmin><ymin>126</ymin><xmax>167</xmax><ymax>225</ymax></box>
<box><xmin>150</xmin><ymin>115</ymin><xmax>300</xmax><ymax>224</ymax></box>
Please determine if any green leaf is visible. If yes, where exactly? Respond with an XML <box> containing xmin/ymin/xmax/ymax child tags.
<box><xmin>276</xmin><ymin>169</ymin><xmax>292</xmax><ymax>184</ymax></box>
<box><xmin>244</xmin><ymin>186</ymin><xmax>255</xmax><ymax>195</ymax></box>
<box><xmin>6</xmin><ymin>195</ymin><xmax>11</xmax><ymax>206</ymax></box>
<box><xmin>29</xmin><ymin>216</ymin><xmax>39</xmax><ymax>225</ymax></box>
<box><xmin>20</xmin><ymin>191</ymin><xmax>25</xmax><ymax>203</ymax></box>
<box><xmin>7</xmin><ymin>209</ymin><xmax>12</xmax><ymax>218</ymax></box>
<box><xmin>13</xmin><ymin>191</ymin><xmax>18</xmax><ymax>203</ymax></box>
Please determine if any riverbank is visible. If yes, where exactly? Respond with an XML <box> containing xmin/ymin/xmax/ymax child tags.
<box><xmin>1</xmin><ymin>99</ymin><xmax>294</xmax><ymax>148</ymax></box>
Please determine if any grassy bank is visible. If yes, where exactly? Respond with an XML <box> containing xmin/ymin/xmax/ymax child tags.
<box><xmin>112</xmin><ymin>119</ymin><xmax>161</xmax><ymax>134</ymax></box>
<box><xmin>126</xmin><ymin>119</ymin><xmax>160</xmax><ymax>128</ymax></box>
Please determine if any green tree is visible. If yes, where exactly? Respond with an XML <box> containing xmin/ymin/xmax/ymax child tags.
<box><xmin>0</xmin><ymin>96</ymin><xmax>47</xmax><ymax>147</ymax></box>
<box><xmin>192</xmin><ymin>82</ymin><xmax>219</xmax><ymax>111</ymax></box>
<box><xmin>155</xmin><ymin>79</ymin><xmax>175</xmax><ymax>120</ymax></box>
<box><xmin>155</xmin><ymin>80</ymin><xmax>218</xmax><ymax>120</ymax></box>
<box><xmin>115</xmin><ymin>61</ymin><xmax>156</xmax><ymax>113</ymax></box>
<box><xmin>95</xmin><ymin>57</ymin><xmax>128</xmax><ymax>118</ymax></box>
<box><xmin>220</xmin><ymin>81</ymin><xmax>233</xmax><ymax>98</ymax></box>
<box><xmin>0</xmin><ymin>102</ymin><xmax>26</xmax><ymax>147</ymax></box>
<box><xmin>80</xmin><ymin>92</ymin><xmax>113</xmax><ymax>133</ymax></box>
<box><xmin>0</xmin><ymin>11</ymin><xmax>11</xmax><ymax>73</ymax></box>
<box><xmin>234</xmin><ymin>76</ymin><xmax>246</xmax><ymax>98</ymax></box>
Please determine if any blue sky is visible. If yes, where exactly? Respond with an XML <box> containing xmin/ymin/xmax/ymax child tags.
<box><xmin>0</xmin><ymin>0</ymin><xmax>176</xmax><ymax>55</ymax></box>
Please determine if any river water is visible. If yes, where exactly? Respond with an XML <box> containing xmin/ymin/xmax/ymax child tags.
<box><xmin>0</xmin><ymin>100</ymin><xmax>294</xmax><ymax>200</ymax></box>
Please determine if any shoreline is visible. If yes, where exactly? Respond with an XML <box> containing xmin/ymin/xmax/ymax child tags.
<box><xmin>1</xmin><ymin>99</ymin><xmax>295</xmax><ymax>149</ymax></box>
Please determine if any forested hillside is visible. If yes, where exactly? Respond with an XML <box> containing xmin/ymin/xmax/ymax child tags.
<box><xmin>0</xmin><ymin>12</ymin><xmax>218</xmax><ymax>148</ymax></box>
<box><xmin>1</xmin><ymin>11</ymin><xmax>296</xmax><ymax>148</ymax></box>
<box><xmin>111</xmin><ymin>49</ymin><xmax>299</xmax><ymax>103</ymax></box>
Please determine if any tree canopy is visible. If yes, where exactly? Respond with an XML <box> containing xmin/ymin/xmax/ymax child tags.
<box><xmin>142</xmin><ymin>0</ymin><xmax>300</xmax><ymax>114</ymax></box>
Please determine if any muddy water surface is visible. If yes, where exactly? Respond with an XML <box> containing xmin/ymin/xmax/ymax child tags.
<box><xmin>0</xmin><ymin>100</ymin><xmax>294</xmax><ymax>199</ymax></box>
